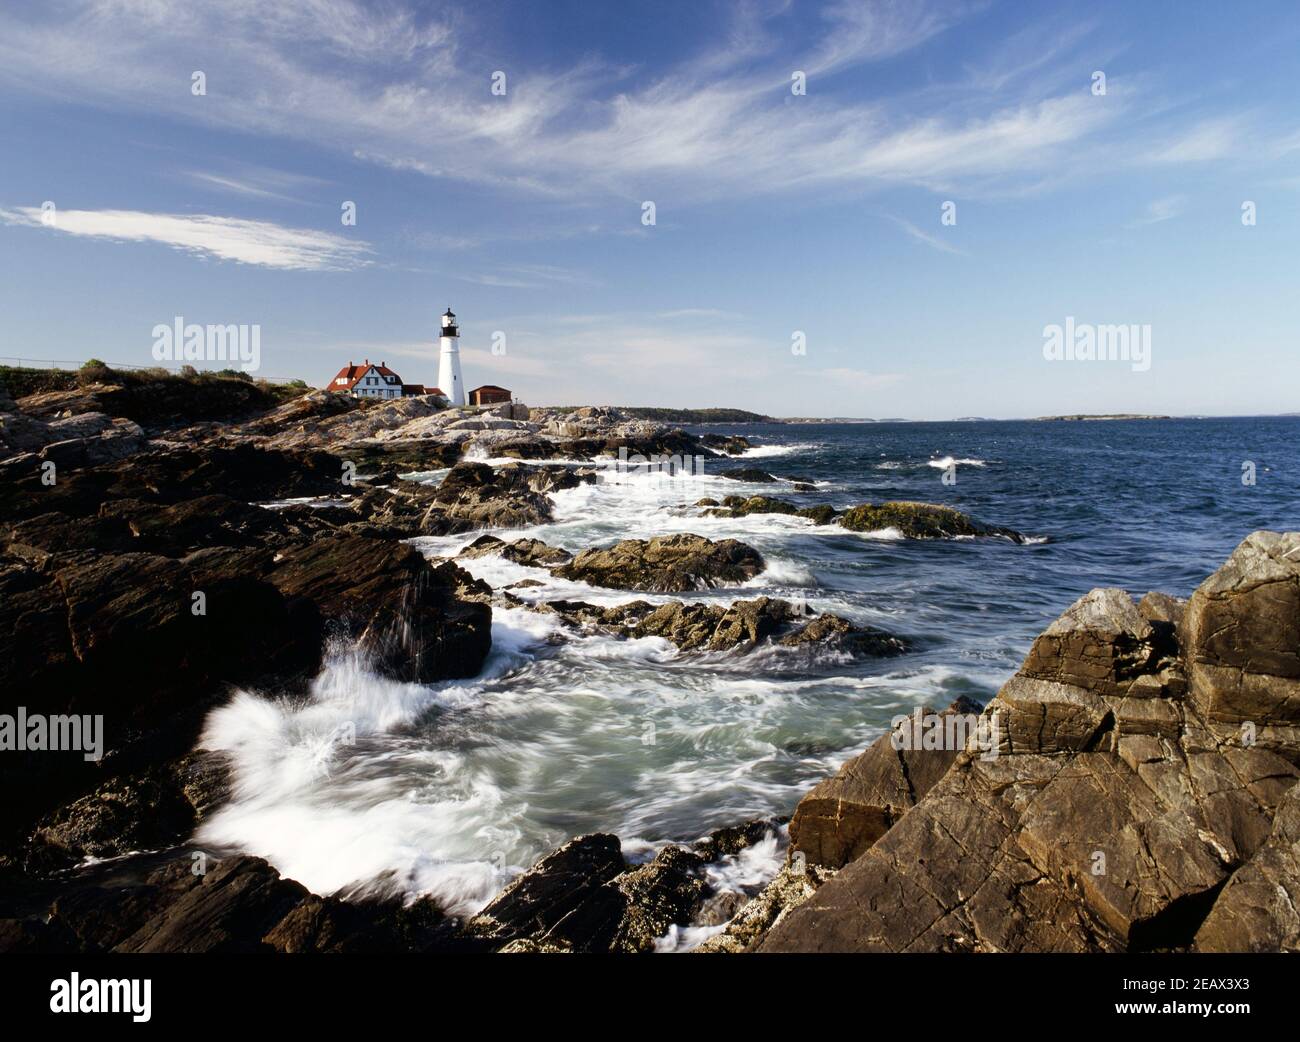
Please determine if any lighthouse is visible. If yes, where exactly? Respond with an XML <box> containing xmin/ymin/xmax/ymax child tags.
<box><xmin>437</xmin><ymin>306</ymin><xmax>465</xmax><ymax>406</ymax></box>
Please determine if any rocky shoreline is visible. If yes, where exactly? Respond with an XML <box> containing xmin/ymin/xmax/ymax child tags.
<box><xmin>1</xmin><ymin>371</ymin><xmax>1294</xmax><ymax>953</ymax></box>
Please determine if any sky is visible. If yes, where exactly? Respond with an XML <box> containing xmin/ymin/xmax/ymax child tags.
<box><xmin>0</xmin><ymin>0</ymin><xmax>1297</xmax><ymax>419</ymax></box>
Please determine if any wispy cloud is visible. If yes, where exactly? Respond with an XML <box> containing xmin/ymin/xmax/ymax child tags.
<box><xmin>0</xmin><ymin>207</ymin><xmax>372</xmax><ymax>270</ymax></box>
<box><xmin>179</xmin><ymin>164</ymin><xmax>332</xmax><ymax>204</ymax></box>
<box><xmin>1145</xmin><ymin>118</ymin><xmax>1239</xmax><ymax>163</ymax></box>
<box><xmin>454</xmin><ymin>263</ymin><xmax>597</xmax><ymax>289</ymax></box>
<box><xmin>1131</xmin><ymin>195</ymin><xmax>1188</xmax><ymax>226</ymax></box>
<box><xmin>0</xmin><ymin>0</ymin><xmax>1194</xmax><ymax>205</ymax></box>
<box><xmin>881</xmin><ymin>214</ymin><xmax>965</xmax><ymax>255</ymax></box>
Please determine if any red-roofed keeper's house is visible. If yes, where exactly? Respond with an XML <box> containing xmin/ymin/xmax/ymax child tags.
<box><xmin>328</xmin><ymin>360</ymin><xmax>440</xmax><ymax>399</ymax></box>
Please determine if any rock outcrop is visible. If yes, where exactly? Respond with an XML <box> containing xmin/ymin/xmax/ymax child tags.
<box><xmin>746</xmin><ymin>531</ymin><xmax>1300</xmax><ymax>953</ymax></box>
<box><xmin>701</xmin><ymin>495</ymin><xmax>1030</xmax><ymax>542</ymax></box>
<box><xmin>460</xmin><ymin>533</ymin><xmax>573</xmax><ymax>567</ymax></box>
<box><xmin>464</xmin><ymin>822</ymin><xmax>781</xmax><ymax>953</ymax></box>
<box><xmin>0</xmin><ymin>852</ymin><xmax>459</xmax><ymax>954</ymax></box>
<box><xmin>430</xmin><ymin>461</ymin><xmax>558</xmax><ymax>529</ymax></box>
<box><xmin>536</xmin><ymin>595</ymin><xmax>907</xmax><ymax>657</ymax></box>
<box><xmin>788</xmin><ymin>696</ymin><xmax>984</xmax><ymax>870</ymax></box>
<box><xmin>837</xmin><ymin>501</ymin><xmax>1028</xmax><ymax>541</ymax></box>
<box><xmin>0</xmin><ymin>441</ymin><xmax>494</xmax><ymax>875</ymax></box>
<box><xmin>552</xmin><ymin>533</ymin><xmax>765</xmax><ymax>592</ymax></box>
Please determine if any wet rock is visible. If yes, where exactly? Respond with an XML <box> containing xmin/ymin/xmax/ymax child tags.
<box><xmin>112</xmin><ymin>856</ymin><xmax>311</xmax><ymax>953</ymax></box>
<box><xmin>47</xmin><ymin>548</ymin><xmax>319</xmax><ymax>716</ymax></box>
<box><xmin>699</xmin><ymin>434</ymin><xmax>751</xmax><ymax>456</ymax></box>
<box><xmin>630</xmin><ymin>601</ymin><xmax>736</xmax><ymax>649</ymax></box>
<box><xmin>606</xmin><ymin>846</ymin><xmax>708</xmax><ymax>953</ymax></box>
<box><xmin>552</xmin><ymin>533</ymin><xmax>764</xmax><ymax>592</ymax></box>
<box><xmin>345</xmin><ymin>482</ymin><xmax>455</xmax><ymax>538</ymax></box>
<box><xmin>837</xmin><ymin>501</ymin><xmax>1028</xmax><ymax>542</ymax></box>
<box><xmin>704</xmin><ymin>495</ymin><xmax>798</xmax><ymax>518</ymax></box>
<box><xmin>796</xmin><ymin>504</ymin><xmax>836</xmax><ymax>524</ymax></box>
<box><xmin>693</xmin><ymin>818</ymin><xmax>785</xmax><ymax>862</ymax></box>
<box><xmin>637</xmin><ymin>597</ymin><xmax>793</xmax><ymax>650</ymax></box>
<box><xmin>466</xmin><ymin>835</ymin><xmax>715</xmax><ymax>954</ymax></box>
<box><xmin>541</xmin><ymin>595</ymin><xmax>906</xmax><ymax>658</ymax></box>
<box><xmin>467</xmin><ymin>834</ymin><xmax>628</xmax><ymax>951</ymax></box>
<box><xmin>703</xmin><ymin>496</ymin><xmax>1020</xmax><ymax>536</ymax></box>
<box><xmin>694</xmin><ymin>860</ymin><xmax>833</xmax><ymax>953</ymax></box>
<box><xmin>267</xmin><ymin>535</ymin><xmax>492</xmax><ymax>683</ymax></box>
<box><xmin>718</xmin><ymin>467</ymin><xmax>777</xmax><ymax>483</ymax></box>
<box><xmin>4</xmin><ymin>852</ymin><xmax>460</xmax><ymax>954</ymax></box>
<box><xmin>25</xmin><ymin>753</ymin><xmax>231</xmax><ymax>872</ymax></box>
<box><xmin>459</xmin><ymin>534</ymin><xmax>571</xmax><ymax>567</ymax></box>
<box><xmin>694</xmin><ymin>890</ymin><xmax>748</xmax><ymax>927</ymax></box>
<box><xmin>779</xmin><ymin>612</ymin><xmax>908</xmax><ymax>657</ymax></box>
<box><xmin>432</xmin><ymin>461</ymin><xmax>554</xmax><ymax>529</ymax></box>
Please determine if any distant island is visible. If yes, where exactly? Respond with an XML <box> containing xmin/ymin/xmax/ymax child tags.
<box><xmin>1032</xmin><ymin>413</ymin><xmax>1173</xmax><ymax>421</ymax></box>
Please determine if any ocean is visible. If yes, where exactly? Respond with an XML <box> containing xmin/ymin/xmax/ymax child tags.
<box><xmin>194</xmin><ymin>417</ymin><xmax>1300</xmax><ymax>926</ymax></box>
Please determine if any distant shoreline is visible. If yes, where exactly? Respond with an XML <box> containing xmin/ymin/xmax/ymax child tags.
<box><xmin>1030</xmin><ymin>413</ymin><xmax>1172</xmax><ymax>421</ymax></box>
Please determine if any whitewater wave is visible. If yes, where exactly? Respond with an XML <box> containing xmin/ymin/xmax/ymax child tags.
<box><xmin>844</xmin><ymin>525</ymin><xmax>907</xmax><ymax>541</ymax></box>
<box><xmin>734</xmin><ymin>442</ymin><xmax>820</xmax><ymax>459</ymax></box>
<box><xmin>927</xmin><ymin>456</ymin><xmax>990</xmax><ymax>469</ymax></box>
<box><xmin>193</xmin><ymin>607</ymin><xmax>965</xmax><ymax>919</ymax></box>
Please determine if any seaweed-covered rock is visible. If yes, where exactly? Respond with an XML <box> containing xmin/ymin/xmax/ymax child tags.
<box><xmin>837</xmin><ymin>501</ymin><xmax>1027</xmax><ymax>542</ymax></box>
<box><xmin>542</xmin><ymin>596</ymin><xmax>907</xmax><ymax>658</ymax></box>
<box><xmin>552</xmin><ymin>533</ymin><xmax>764</xmax><ymax>592</ymax></box>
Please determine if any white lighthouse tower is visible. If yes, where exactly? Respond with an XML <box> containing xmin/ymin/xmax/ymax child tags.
<box><xmin>437</xmin><ymin>306</ymin><xmax>465</xmax><ymax>406</ymax></box>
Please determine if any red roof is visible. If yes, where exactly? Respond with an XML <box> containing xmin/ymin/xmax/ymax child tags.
<box><xmin>469</xmin><ymin>384</ymin><xmax>511</xmax><ymax>394</ymax></box>
<box><xmin>329</xmin><ymin>359</ymin><xmax>403</xmax><ymax>391</ymax></box>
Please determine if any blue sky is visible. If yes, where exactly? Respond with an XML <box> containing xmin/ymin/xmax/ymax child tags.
<box><xmin>1</xmin><ymin>0</ymin><xmax>1297</xmax><ymax>418</ymax></box>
